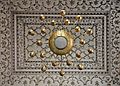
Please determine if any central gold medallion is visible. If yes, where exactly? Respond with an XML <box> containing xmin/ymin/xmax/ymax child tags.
<box><xmin>49</xmin><ymin>30</ymin><xmax>73</xmax><ymax>55</ymax></box>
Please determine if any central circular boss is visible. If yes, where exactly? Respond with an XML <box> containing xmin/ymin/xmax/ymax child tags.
<box><xmin>54</xmin><ymin>36</ymin><xmax>67</xmax><ymax>49</ymax></box>
<box><xmin>49</xmin><ymin>30</ymin><xmax>73</xmax><ymax>55</ymax></box>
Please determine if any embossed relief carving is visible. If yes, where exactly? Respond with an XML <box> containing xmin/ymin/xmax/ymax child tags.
<box><xmin>0</xmin><ymin>0</ymin><xmax>120</xmax><ymax>86</ymax></box>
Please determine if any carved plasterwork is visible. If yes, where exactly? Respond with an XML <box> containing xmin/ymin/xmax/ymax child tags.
<box><xmin>0</xmin><ymin>0</ymin><xmax>120</xmax><ymax>86</ymax></box>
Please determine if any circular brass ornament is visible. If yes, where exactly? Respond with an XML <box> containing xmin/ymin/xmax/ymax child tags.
<box><xmin>80</xmin><ymin>39</ymin><xmax>85</xmax><ymax>45</ymax></box>
<box><xmin>76</xmin><ymin>52</ymin><xmax>81</xmax><ymax>58</ymax></box>
<box><xmin>66</xmin><ymin>59</ymin><xmax>72</xmax><ymax>66</ymax></box>
<box><xmin>30</xmin><ymin>51</ymin><xmax>36</xmax><ymax>57</ymax></box>
<box><xmin>51</xmin><ymin>20</ymin><xmax>56</xmax><ymax>26</ymax></box>
<box><xmin>40</xmin><ymin>51</ymin><xmax>46</xmax><ymax>58</ymax></box>
<box><xmin>59</xmin><ymin>69</ymin><xmax>65</xmax><ymax>76</ymax></box>
<box><xmin>77</xmin><ymin>64</ymin><xmax>84</xmax><ymax>70</ymax></box>
<box><xmin>36</xmin><ymin>39</ymin><xmax>42</xmax><ymax>46</ymax></box>
<box><xmin>86</xmin><ymin>28</ymin><xmax>93</xmax><ymax>35</ymax></box>
<box><xmin>64</xmin><ymin>19</ymin><xmax>70</xmax><ymax>25</ymax></box>
<box><xmin>41</xmin><ymin>28</ymin><xmax>46</xmax><ymax>34</ymax></box>
<box><xmin>28</xmin><ymin>29</ymin><xmax>36</xmax><ymax>36</ymax></box>
<box><xmin>88</xmin><ymin>48</ymin><xmax>94</xmax><ymax>54</ymax></box>
<box><xmin>52</xmin><ymin>61</ymin><xmax>59</xmax><ymax>66</ymax></box>
<box><xmin>76</xmin><ymin>15</ymin><xmax>82</xmax><ymax>20</ymax></box>
<box><xmin>60</xmin><ymin>10</ymin><xmax>66</xmax><ymax>16</ymax></box>
<box><xmin>75</xmin><ymin>26</ymin><xmax>80</xmax><ymax>32</ymax></box>
<box><xmin>40</xmin><ymin>14</ymin><xmax>45</xmax><ymax>20</ymax></box>
<box><xmin>49</xmin><ymin>30</ymin><xmax>73</xmax><ymax>55</ymax></box>
<box><xmin>41</xmin><ymin>64</ymin><xmax>47</xmax><ymax>72</ymax></box>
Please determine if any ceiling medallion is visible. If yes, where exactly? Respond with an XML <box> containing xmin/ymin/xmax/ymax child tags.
<box><xmin>28</xmin><ymin>10</ymin><xmax>94</xmax><ymax>76</ymax></box>
<box><xmin>49</xmin><ymin>30</ymin><xmax>73</xmax><ymax>55</ymax></box>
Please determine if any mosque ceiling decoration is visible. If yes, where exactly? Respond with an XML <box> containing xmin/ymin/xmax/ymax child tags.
<box><xmin>0</xmin><ymin>0</ymin><xmax>120</xmax><ymax>86</ymax></box>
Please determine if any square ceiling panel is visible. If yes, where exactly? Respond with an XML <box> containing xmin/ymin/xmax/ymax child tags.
<box><xmin>0</xmin><ymin>0</ymin><xmax>120</xmax><ymax>86</ymax></box>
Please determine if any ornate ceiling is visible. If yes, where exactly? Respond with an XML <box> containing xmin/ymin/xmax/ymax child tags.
<box><xmin>0</xmin><ymin>0</ymin><xmax>120</xmax><ymax>86</ymax></box>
